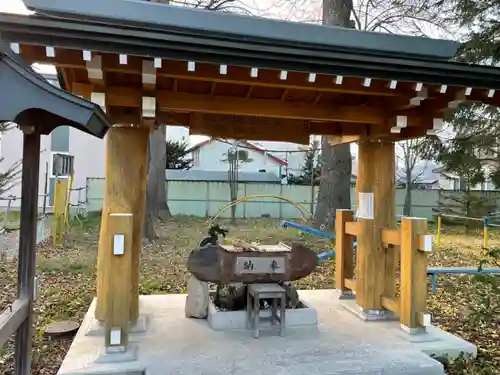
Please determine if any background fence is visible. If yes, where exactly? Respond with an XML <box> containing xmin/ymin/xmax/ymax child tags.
<box><xmin>86</xmin><ymin>178</ymin><xmax>440</xmax><ymax>220</ymax></box>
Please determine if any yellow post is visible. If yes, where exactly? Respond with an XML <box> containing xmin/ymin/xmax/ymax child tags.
<box><xmin>53</xmin><ymin>177</ymin><xmax>69</xmax><ymax>246</ymax></box>
<box><xmin>436</xmin><ymin>214</ymin><xmax>441</xmax><ymax>247</ymax></box>
<box><xmin>64</xmin><ymin>173</ymin><xmax>74</xmax><ymax>226</ymax></box>
<box><xmin>483</xmin><ymin>216</ymin><xmax>489</xmax><ymax>249</ymax></box>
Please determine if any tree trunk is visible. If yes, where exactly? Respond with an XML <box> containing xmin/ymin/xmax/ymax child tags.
<box><xmin>403</xmin><ymin>168</ymin><xmax>412</xmax><ymax>216</ymax></box>
<box><xmin>313</xmin><ymin>0</ymin><xmax>353</xmax><ymax>229</ymax></box>
<box><xmin>314</xmin><ymin>138</ymin><xmax>352</xmax><ymax>229</ymax></box>
<box><xmin>143</xmin><ymin>126</ymin><xmax>171</xmax><ymax>241</ymax></box>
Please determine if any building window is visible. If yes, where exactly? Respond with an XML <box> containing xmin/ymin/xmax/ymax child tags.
<box><xmin>227</xmin><ymin>149</ymin><xmax>249</xmax><ymax>162</ymax></box>
<box><xmin>193</xmin><ymin>150</ymin><xmax>200</xmax><ymax>167</ymax></box>
<box><xmin>50</xmin><ymin>152</ymin><xmax>74</xmax><ymax>178</ymax></box>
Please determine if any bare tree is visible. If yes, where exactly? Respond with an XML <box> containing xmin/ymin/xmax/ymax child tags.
<box><xmin>313</xmin><ymin>0</ymin><xmax>453</xmax><ymax>229</ymax></box>
<box><xmin>313</xmin><ymin>0</ymin><xmax>354</xmax><ymax>230</ymax></box>
<box><xmin>143</xmin><ymin>0</ymin><xmax>253</xmax><ymax>241</ymax></box>
<box><xmin>396</xmin><ymin>139</ymin><xmax>428</xmax><ymax>216</ymax></box>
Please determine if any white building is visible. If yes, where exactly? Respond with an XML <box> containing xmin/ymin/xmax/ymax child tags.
<box><xmin>186</xmin><ymin>138</ymin><xmax>289</xmax><ymax>182</ymax></box>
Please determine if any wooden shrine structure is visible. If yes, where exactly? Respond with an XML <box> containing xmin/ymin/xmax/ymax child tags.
<box><xmin>2</xmin><ymin>0</ymin><xmax>500</xmax><ymax>372</ymax></box>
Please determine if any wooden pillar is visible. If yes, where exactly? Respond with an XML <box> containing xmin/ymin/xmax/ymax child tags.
<box><xmin>14</xmin><ymin>129</ymin><xmax>41</xmax><ymax>375</ymax></box>
<box><xmin>335</xmin><ymin>209</ymin><xmax>355</xmax><ymax>295</ymax></box>
<box><xmin>105</xmin><ymin>213</ymin><xmax>133</xmax><ymax>349</ymax></box>
<box><xmin>95</xmin><ymin>126</ymin><xmax>149</xmax><ymax>323</ymax></box>
<box><xmin>400</xmin><ymin>217</ymin><xmax>431</xmax><ymax>331</ymax></box>
<box><xmin>355</xmin><ymin>141</ymin><xmax>396</xmax><ymax>311</ymax></box>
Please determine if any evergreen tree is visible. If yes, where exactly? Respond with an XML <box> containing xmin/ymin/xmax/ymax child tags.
<box><xmin>288</xmin><ymin>141</ymin><xmax>321</xmax><ymax>185</ymax></box>
<box><xmin>416</xmin><ymin>1</ymin><xmax>500</xmax><ymax>210</ymax></box>
<box><xmin>165</xmin><ymin>140</ymin><xmax>193</xmax><ymax>170</ymax></box>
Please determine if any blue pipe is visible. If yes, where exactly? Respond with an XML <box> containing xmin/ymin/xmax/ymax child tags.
<box><xmin>280</xmin><ymin>220</ymin><xmax>357</xmax><ymax>261</ymax></box>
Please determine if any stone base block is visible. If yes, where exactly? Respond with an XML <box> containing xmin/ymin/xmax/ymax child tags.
<box><xmin>207</xmin><ymin>298</ymin><xmax>318</xmax><ymax>330</ymax></box>
<box><xmin>86</xmin><ymin>314</ymin><xmax>149</xmax><ymax>336</ymax></box>
<box><xmin>340</xmin><ymin>298</ymin><xmax>399</xmax><ymax>321</ymax></box>
<box><xmin>95</xmin><ymin>344</ymin><xmax>139</xmax><ymax>364</ymax></box>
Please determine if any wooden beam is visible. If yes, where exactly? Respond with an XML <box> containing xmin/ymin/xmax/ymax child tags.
<box><xmin>17</xmin><ymin>46</ymin><xmax>412</xmax><ymax>97</ymax></box>
<box><xmin>85</xmin><ymin>86</ymin><xmax>386</xmax><ymax>123</ymax></box>
<box><xmin>0</xmin><ymin>299</ymin><xmax>29</xmax><ymax>349</ymax></box>
<box><xmin>345</xmin><ymin>221</ymin><xmax>359</xmax><ymax>236</ymax></box>
<box><xmin>189</xmin><ymin>113</ymin><xmax>311</xmax><ymax>144</ymax></box>
<box><xmin>344</xmin><ymin>278</ymin><xmax>356</xmax><ymax>291</ymax></box>
<box><xmin>95</xmin><ymin>126</ymin><xmax>149</xmax><ymax>323</ymax></box>
<box><xmin>381</xmin><ymin>296</ymin><xmax>400</xmax><ymax>314</ymax></box>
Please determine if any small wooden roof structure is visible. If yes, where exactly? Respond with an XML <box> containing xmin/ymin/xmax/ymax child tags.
<box><xmin>0</xmin><ymin>36</ymin><xmax>109</xmax><ymax>375</ymax></box>
<box><xmin>2</xmin><ymin>0</ymin><xmax>500</xmax><ymax>145</ymax></box>
<box><xmin>0</xmin><ymin>41</ymin><xmax>109</xmax><ymax>136</ymax></box>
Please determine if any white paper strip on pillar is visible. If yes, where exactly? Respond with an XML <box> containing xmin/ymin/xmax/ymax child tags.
<box><xmin>421</xmin><ymin>235</ymin><xmax>433</xmax><ymax>252</ymax></box>
<box><xmin>396</xmin><ymin>115</ymin><xmax>407</xmax><ymax>129</ymax></box>
<box><xmin>362</xmin><ymin>78</ymin><xmax>371</xmax><ymax>87</ymax></box>
<box><xmin>82</xmin><ymin>50</ymin><xmax>92</xmax><ymax>62</ymax></box>
<box><xmin>415</xmin><ymin>82</ymin><xmax>423</xmax><ymax>92</ymax></box>
<box><xmin>433</xmin><ymin>118</ymin><xmax>444</xmax><ymax>130</ymax></box>
<box><xmin>154</xmin><ymin>58</ymin><xmax>162</xmax><ymax>69</ymax></box>
<box><xmin>488</xmin><ymin>89</ymin><xmax>495</xmax><ymax>98</ymax></box>
<box><xmin>250</xmin><ymin>67</ymin><xmax>258</xmax><ymax>78</ymax></box>
<box><xmin>219</xmin><ymin>64</ymin><xmax>227</xmax><ymax>75</ymax></box>
<box><xmin>45</xmin><ymin>46</ymin><xmax>55</xmax><ymax>58</ymax></box>
<box><xmin>308</xmin><ymin>73</ymin><xmax>316</xmax><ymax>83</ymax></box>
<box><xmin>389</xmin><ymin>80</ymin><xmax>397</xmax><ymax>89</ymax></box>
<box><xmin>90</xmin><ymin>92</ymin><xmax>106</xmax><ymax>113</ymax></box>
<box><xmin>440</xmin><ymin>85</ymin><xmax>447</xmax><ymax>94</ymax></box>
<box><xmin>119</xmin><ymin>54</ymin><xmax>128</xmax><ymax>65</ymax></box>
<box><xmin>142</xmin><ymin>97</ymin><xmax>156</xmax><ymax>118</ymax></box>
<box><xmin>335</xmin><ymin>75</ymin><xmax>343</xmax><ymax>85</ymax></box>
<box><xmin>421</xmin><ymin>312</ymin><xmax>432</xmax><ymax>327</ymax></box>
<box><xmin>10</xmin><ymin>43</ymin><xmax>20</xmax><ymax>54</ymax></box>
<box><xmin>109</xmin><ymin>328</ymin><xmax>122</xmax><ymax>346</ymax></box>
<box><xmin>357</xmin><ymin>192</ymin><xmax>374</xmax><ymax>220</ymax></box>
<box><xmin>187</xmin><ymin>61</ymin><xmax>196</xmax><ymax>72</ymax></box>
<box><xmin>142</xmin><ymin>60</ymin><xmax>156</xmax><ymax>86</ymax></box>
<box><xmin>280</xmin><ymin>70</ymin><xmax>287</xmax><ymax>80</ymax></box>
<box><xmin>86</xmin><ymin>55</ymin><xmax>103</xmax><ymax>80</ymax></box>
<box><xmin>113</xmin><ymin>234</ymin><xmax>125</xmax><ymax>255</ymax></box>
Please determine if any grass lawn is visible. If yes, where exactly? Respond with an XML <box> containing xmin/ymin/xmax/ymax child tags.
<box><xmin>0</xmin><ymin>214</ymin><xmax>499</xmax><ymax>374</ymax></box>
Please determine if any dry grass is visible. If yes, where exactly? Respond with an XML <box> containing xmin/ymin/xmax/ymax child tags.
<box><xmin>0</xmin><ymin>215</ymin><xmax>498</xmax><ymax>374</ymax></box>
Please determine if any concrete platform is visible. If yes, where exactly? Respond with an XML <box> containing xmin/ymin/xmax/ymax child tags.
<box><xmin>58</xmin><ymin>289</ymin><xmax>476</xmax><ymax>375</ymax></box>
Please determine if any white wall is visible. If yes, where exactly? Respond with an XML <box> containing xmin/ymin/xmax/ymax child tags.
<box><xmin>68</xmin><ymin>127</ymin><xmax>105</xmax><ymax>204</ymax></box>
<box><xmin>190</xmin><ymin>140</ymin><xmax>284</xmax><ymax>176</ymax></box>
<box><xmin>0</xmin><ymin>125</ymin><xmax>51</xmax><ymax>208</ymax></box>
<box><xmin>250</xmin><ymin>141</ymin><xmax>307</xmax><ymax>176</ymax></box>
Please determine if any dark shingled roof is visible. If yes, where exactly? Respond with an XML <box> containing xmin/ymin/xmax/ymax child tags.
<box><xmin>0</xmin><ymin>0</ymin><xmax>499</xmax><ymax>88</ymax></box>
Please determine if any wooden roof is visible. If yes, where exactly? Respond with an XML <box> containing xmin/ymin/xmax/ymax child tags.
<box><xmin>1</xmin><ymin>0</ymin><xmax>500</xmax><ymax>144</ymax></box>
<box><xmin>0</xmin><ymin>42</ymin><xmax>109</xmax><ymax>137</ymax></box>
